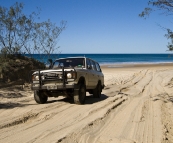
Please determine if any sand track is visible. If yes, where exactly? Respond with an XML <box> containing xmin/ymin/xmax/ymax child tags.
<box><xmin>0</xmin><ymin>66</ymin><xmax>173</xmax><ymax>143</ymax></box>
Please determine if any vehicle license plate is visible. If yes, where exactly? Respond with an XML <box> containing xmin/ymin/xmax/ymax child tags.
<box><xmin>47</xmin><ymin>85</ymin><xmax>57</xmax><ymax>90</ymax></box>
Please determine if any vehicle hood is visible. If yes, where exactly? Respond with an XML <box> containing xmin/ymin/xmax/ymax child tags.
<box><xmin>32</xmin><ymin>68</ymin><xmax>75</xmax><ymax>75</ymax></box>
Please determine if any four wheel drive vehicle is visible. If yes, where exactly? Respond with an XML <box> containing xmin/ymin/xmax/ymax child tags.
<box><xmin>31</xmin><ymin>57</ymin><xmax>104</xmax><ymax>105</ymax></box>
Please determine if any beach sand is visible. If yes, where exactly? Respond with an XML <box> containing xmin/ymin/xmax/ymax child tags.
<box><xmin>0</xmin><ymin>63</ymin><xmax>173</xmax><ymax>143</ymax></box>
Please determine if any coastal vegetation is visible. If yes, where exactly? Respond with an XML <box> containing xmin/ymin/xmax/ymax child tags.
<box><xmin>0</xmin><ymin>2</ymin><xmax>66</xmax><ymax>83</ymax></box>
<box><xmin>140</xmin><ymin>0</ymin><xmax>173</xmax><ymax>51</ymax></box>
<box><xmin>0</xmin><ymin>54</ymin><xmax>45</xmax><ymax>83</ymax></box>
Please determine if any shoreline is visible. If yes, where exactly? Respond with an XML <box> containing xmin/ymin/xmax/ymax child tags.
<box><xmin>100</xmin><ymin>62</ymin><xmax>173</xmax><ymax>69</ymax></box>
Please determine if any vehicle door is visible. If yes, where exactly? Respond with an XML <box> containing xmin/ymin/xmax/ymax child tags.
<box><xmin>89</xmin><ymin>60</ymin><xmax>98</xmax><ymax>87</ymax></box>
<box><xmin>86</xmin><ymin>58</ymin><xmax>93</xmax><ymax>88</ymax></box>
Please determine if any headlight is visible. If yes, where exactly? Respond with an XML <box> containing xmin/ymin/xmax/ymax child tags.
<box><xmin>67</xmin><ymin>73</ymin><xmax>72</xmax><ymax>78</ymax></box>
<box><xmin>32</xmin><ymin>75</ymin><xmax>39</xmax><ymax>81</ymax></box>
<box><xmin>58</xmin><ymin>74</ymin><xmax>63</xmax><ymax>79</ymax></box>
<box><xmin>41</xmin><ymin>76</ymin><xmax>45</xmax><ymax>80</ymax></box>
<box><xmin>66</xmin><ymin>72</ymin><xmax>77</xmax><ymax>79</ymax></box>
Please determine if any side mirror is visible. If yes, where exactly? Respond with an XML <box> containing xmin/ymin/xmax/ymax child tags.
<box><xmin>60</xmin><ymin>63</ymin><xmax>64</xmax><ymax>67</ymax></box>
<box><xmin>88</xmin><ymin>65</ymin><xmax>92</xmax><ymax>70</ymax></box>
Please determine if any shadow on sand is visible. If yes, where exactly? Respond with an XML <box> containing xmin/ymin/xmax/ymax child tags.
<box><xmin>47</xmin><ymin>94</ymin><xmax>108</xmax><ymax>105</ymax></box>
<box><xmin>0</xmin><ymin>94</ymin><xmax>109</xmax><ymax>109</ymax></box>
<box><xmin>0</xmin><ymin>102</ymin><xmax>34</xmax><ymax>109</ymax></box>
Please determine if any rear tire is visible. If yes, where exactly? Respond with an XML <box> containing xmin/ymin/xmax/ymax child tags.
<box><xmin>74</xmin><ymin>84</ymin><xmax>86</xmax><ymax>105</ymax></box>
<box><xmin>34</xmin><ymin>90</ymin><xmax>48</xmax><ymax>104</ymax></box>
<box><xmin>93</xmin><ymin>82</ymin><xmax>102</xmax><ymax>98</ymax></box>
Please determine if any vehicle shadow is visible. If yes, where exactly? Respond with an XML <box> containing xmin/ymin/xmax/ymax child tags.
<box><xmin>85</xmin><ymin>94</ymin><xmax>108</xmax><ymax>104</ymax></box>
<box><xmin>50</xmin><ymin>94</ymin><xmax>108</xmax><ymax>105</ymax></box>
<box><xmin>47</xmin><ymin>98</ymin><xmax>74</xmax><ymax>104</ymax></box>
<box><xmin>0</xmin><ymin>94</ymin><xmax>109</xmax><ymax>109</ymax></box>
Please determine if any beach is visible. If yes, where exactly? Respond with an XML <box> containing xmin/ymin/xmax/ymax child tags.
<box><xmin>0</xmin><ymin>63</ymin><xmax>173</xmax><ymax>143</ymax></box>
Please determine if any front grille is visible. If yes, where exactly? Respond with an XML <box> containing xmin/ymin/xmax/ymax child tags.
<box><xmin>42</xmin><ymin>72</ymin><xmax>64</xmax><ymax>80</ymax></box>
<box><xmin>45</xmin><ymin>73</ymin><xmax>58</xmax><ymax>77</ymax></box>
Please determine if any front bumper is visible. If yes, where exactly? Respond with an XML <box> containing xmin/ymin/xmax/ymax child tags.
<box><xmin>31</xmin><ymin>83</ymin><xmax>80</xmax><ymax>90</ymax></box>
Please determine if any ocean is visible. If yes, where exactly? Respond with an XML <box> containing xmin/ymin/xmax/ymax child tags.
<box><xmin>26</xmin><ymin>54</ymin><xmax>173</xmax><ymax>65</ymax></box>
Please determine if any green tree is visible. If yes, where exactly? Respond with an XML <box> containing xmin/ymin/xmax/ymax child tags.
<box><xmin>0</xmin><ymin>2</ymin><xmax>33</xmax><ymax>55</ymax></box>
<box><xmin>32</xmin><ymin>20</ymin><xmax>66</xmax><ymax>62</ymax></box>
<box><xmin>140</xmin><ymin>0</ymin><xmax>173</xmax><ymax>51</ymax></box>
<box><xmin>0</xmin><ymin>2</ymin><xmax>66</xmax><ymax>83</ymax></box>
<box><xmin>0</xmin><ymin>2</ymin><xmax>66</xmax><ymax>57</ymax></box>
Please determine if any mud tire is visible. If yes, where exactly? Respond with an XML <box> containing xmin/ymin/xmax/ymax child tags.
<box><xmin>34</xmin><ymin>90</ymin><xmax>48</xmax><ymax>104</ymax></box>
<box><xmin>74</xmin><ymin>84</ymin><xmax>86</xmax><ymax>105</ymax></box>
<box><xmin>93</xmin><ymin>82</ymin><xmax>102</xmax><ymax>98</ymax></box>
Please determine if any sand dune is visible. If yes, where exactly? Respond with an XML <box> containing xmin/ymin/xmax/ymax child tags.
<box><xmin>0</xmin><ymin>64</ymin><xmax>173</xmax><ymax>143</ymax></box>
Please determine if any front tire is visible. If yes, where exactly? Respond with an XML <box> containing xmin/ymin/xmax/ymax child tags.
<box><xmin>34</xmin><ymin>90</ymin><xmax>48</xmax><ymax>104</ymax></box>
<box><xmin>74</xmin><ymin>84</ymin><xmax>86</xmax><ymax>105</ymax></box>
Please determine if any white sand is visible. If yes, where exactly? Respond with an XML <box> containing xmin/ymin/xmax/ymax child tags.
<box><xmin>0</xmin><ymin>63</ymin><xmax>173</xmax><ymax>143</ymax></box>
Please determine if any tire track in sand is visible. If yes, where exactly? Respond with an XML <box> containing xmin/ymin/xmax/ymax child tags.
<box><xmin>1</xmin><ymin>68</ymin><xmax>173</xmax><ymax>143</ymax></box>
<box><xmin>58</xmin><ymin>69</ymin><xmax>165</xmax><ymax>143</ymax></box>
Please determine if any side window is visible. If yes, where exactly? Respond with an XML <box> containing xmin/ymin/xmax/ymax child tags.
<box><xmin>86</xmin><ymin>59</ymin><xmax>91</xmax><ymax>69</ymax></box>
<box><xmin>95</xmin><ymin>62</ymin><xmax>101</xmax><ymax>72</ymax></box>
<box><xmin>90</xmin><ymin>60</ymin><xmax>96</xmax><ymax>71</ymax></box>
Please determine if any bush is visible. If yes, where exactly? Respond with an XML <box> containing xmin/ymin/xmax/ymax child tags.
<box><xmin>0</xmin><ymin>54</ymin><xmax>45</xmax><ymax>83</ymax></box>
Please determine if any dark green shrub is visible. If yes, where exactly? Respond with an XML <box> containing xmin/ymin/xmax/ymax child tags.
<box><xmin>0</xmin><ymin>54</ymin><xmax>45</xmax><ymax>83</ymax></box>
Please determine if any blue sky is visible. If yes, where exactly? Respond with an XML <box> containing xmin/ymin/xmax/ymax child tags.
<box><xmin>0</xmin><ymin>0</ymin><xmax>172</xmax><ymax>53</ymax></box>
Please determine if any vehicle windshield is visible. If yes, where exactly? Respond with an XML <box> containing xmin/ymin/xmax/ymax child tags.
<box><xmin>52</xmin><ymin>58</ymin><xmax>85</xmax><ymax>69</ymax></box>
